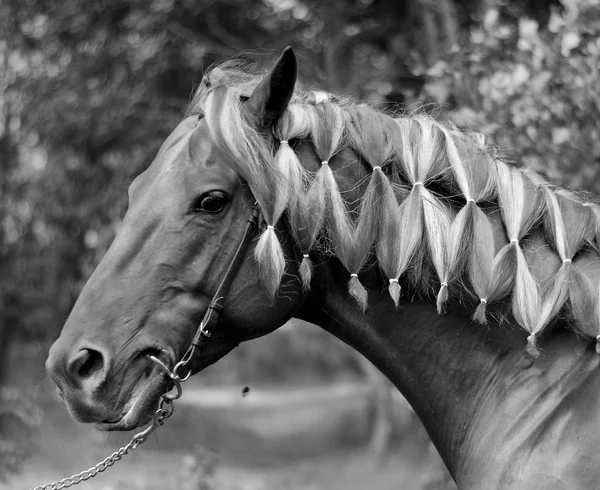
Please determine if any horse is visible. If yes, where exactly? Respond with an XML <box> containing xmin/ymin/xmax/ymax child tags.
<box><xmin>45</xmin><ymin>47</ymin><xmax>600</xmax><ymax>490</ymax></box>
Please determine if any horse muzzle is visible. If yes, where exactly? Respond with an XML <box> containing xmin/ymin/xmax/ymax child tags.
<box><xmin>46</xmin><ymin>341</ymin><xmax>174</xmax><ymax>430</ymax></box>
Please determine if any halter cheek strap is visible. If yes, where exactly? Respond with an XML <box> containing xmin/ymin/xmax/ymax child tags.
<box><xmin>176</xmin><ymin>205</ymin><xmax>260</xmax><ymax>378</ymax></box>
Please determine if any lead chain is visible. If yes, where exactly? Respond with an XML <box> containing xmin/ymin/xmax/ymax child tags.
<box><xmin>30</xmin><ymin>384</ymin><xmax>176</xmax><ymax>490</ymax></box>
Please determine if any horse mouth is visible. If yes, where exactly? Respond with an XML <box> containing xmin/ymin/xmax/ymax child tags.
<box><xmin>96</xmin><ymin>350</ymin><xmax>172</xmax><ymax>431</ymax></box>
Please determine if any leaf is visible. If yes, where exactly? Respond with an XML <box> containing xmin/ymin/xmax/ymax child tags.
<box><xmin>561</xmin><ymin>31</ymin><xmax>581</xmax><ymax>57</ymax></box>
<box><xmin>452</xmin><ymin>107</ymin><xmax>479</xmax><ymax>128</ymax></box>
<box><xmin>530</xmin><ymin>71</ymin><xmax>552</xmax><ymax>92</ymax></box>
<box><xmin>552</xmin><ymin>127</ymin><xmax>571</xmax><ymax>146</ymax></box>
<box><xmin>512</xmin><ymin>64</ymin><xmax>531</xmax><ymax>88</ymax></box>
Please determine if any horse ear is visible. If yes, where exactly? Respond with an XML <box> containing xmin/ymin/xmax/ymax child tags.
<box><xmin>246</xmin><ymin>47</ymin><xmax>297</xmax><ymax>129</ymax></box>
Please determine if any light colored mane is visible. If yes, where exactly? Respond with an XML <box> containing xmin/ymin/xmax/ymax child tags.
<box><xmin>196</xmin><ymin>64</ymin><xmax>600</xmax><ymax>357</ymax></box>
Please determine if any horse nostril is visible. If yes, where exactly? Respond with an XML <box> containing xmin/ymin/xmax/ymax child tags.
<box><xmin>67</xmin><ymin>348</ymin><xmax>105</xmax><ymax>384</ymax></box>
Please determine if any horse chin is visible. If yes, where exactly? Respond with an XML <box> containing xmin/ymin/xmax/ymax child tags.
<box><xmin>95</xmin><ymin>361</ymin><xmax>170</xmax><ymax>432</ymax></box>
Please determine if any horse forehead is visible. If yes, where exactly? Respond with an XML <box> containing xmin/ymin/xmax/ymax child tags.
<box><xmin>154</xmin><ymin>122</ymin><xmax>236</xmax><ymax>186</ymax></box>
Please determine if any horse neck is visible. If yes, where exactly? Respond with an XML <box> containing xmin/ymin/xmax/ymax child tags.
<box><xmin>295</xmin><ymin>260</ymin><xmax>600</xmax><ymax>485</ymax></box>
<box><xmin>282</xmin><ymin>106</ymin><xmax>600</xmax><ymax>487</ymax></box>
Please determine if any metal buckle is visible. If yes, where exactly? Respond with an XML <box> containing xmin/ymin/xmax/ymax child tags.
<box><xmin>199</xmin><ymin>320</ymin><xmax>212</xmax><ymax>338</ymax></box>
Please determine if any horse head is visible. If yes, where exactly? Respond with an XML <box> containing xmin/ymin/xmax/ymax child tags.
<box><xmin>46</xmin><ymin>48</ymin><xmax>308</xmax><ymax>430</ymax></box>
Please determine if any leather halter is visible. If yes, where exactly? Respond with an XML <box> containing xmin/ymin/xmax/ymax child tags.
<box><xmin>174</xmin><ymin>204</ymin><xmax>260</xmax><ymax>379</ymax></box>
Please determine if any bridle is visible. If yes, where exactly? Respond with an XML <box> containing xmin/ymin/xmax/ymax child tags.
<box><xmin>31</xmin><ymin>203</ymin><xmax>261</xmax><ymax>490</ymax></box>
<box><xmin>180</xmin><ymin>204</ymin><xmax>261</xmax><ymax>368</ymax></box>
<box><xmin>149</xmin><ymin>203</ymin><xmax>260</xmax><ymax>392</ymax></box>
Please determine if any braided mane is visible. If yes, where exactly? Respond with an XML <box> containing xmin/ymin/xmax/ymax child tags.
<box><xmin>195</xmin><ymin>64</ymin><xmax>600</xmax><ymax>357</ymax></box>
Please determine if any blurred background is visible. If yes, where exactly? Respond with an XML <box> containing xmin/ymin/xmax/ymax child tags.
<box><xmin>1</xmin><ymin>0</ymin><xmax>600</xmax><ymax>488</ymax></box>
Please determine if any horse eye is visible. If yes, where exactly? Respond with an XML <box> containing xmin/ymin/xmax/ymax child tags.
<box><xmin>191</xmin><ymin>191</ymin><xmax>228</xmax><ymax>214</ymax></box>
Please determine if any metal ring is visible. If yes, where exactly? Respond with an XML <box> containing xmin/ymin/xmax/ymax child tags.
<box><xmin>148</xmin><ymin>355</ymin><xmax>183</xmax><ymax>400</ymax></box>
<box><xmin>148</xmin><ymin>355</ymin><xmax>177</xmax><ymax>381</ymax></box>
<box><xmin>158</xmin><ymin>397</ymin><xmax>175</xmax><ymax>419</ymax></box>
<box><xmin>173</xmin><ymin>358</ymin><xmax>193</xmax><ymax>382</ymax></box>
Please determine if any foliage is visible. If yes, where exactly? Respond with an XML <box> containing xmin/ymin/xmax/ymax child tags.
<box><xmin>0</xmin><ymin>388</ymin><xmax>42</xmax><ymax>480</ymax></box>
<box><xmin>422</xmin><ymin>0</ymin><xmax>600</xmax><ymax>191</ymax></box>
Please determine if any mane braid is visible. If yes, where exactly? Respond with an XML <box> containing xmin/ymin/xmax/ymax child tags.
<box><xmin>198</xmin><ymin>63</ymin><xmax>600</xmax><ymax>356</ymax></box>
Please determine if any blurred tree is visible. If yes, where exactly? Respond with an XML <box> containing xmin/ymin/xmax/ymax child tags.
<box><xmin>420</xmin><ymin>0</ymin><xmax>600</xmax><ymax>191</ymax></box>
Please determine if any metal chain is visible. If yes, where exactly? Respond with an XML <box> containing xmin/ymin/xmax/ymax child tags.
<box><xmin>30</xmin><ymin>360</ymin><xmax>181</xmax><ymax>490</ymax></box>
